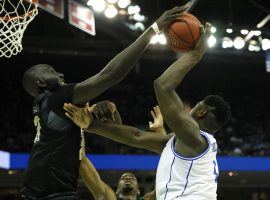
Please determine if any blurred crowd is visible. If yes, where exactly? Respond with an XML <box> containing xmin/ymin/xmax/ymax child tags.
<box><xmin>0</xmin><ymin>71</ymin><xmax>270</xmax><ymax>157</ymax></box>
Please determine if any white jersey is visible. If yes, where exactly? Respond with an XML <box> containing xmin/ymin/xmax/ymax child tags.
<box><xmin>156</xmin><ymin>131</ymin><xmax>218</xmax><ymax>200</ymax></box>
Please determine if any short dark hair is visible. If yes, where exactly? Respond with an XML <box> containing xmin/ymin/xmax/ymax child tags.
<box><xmin>204</xmin><ymin>95</ymin><xmax>231</xmax><ymax>130</ymax></box>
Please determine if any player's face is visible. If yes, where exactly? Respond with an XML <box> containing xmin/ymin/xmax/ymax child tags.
<box><xmin>36</xmin><ymin>66</ymin><xmax>65</xmax><ymax>91</ymax></box>
<box><xmin>117</xmin><ymin>173</ymin><xmax>139</xmax><ymax>195</ymax></box>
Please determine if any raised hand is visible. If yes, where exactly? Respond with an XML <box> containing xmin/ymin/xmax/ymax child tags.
<box><xmin>63</xmin><ymin>103</ymin><xmax>94</xmax><ymax>129</ymax></box>
<box><xmin>149</xmin><ymin>106</ymin><xmax>167</xmax><ymax>135</ymax></box>
<box><xmin>193</xmin><ymin>22</ymin><xmax>212</xmax><ymax>56</ymax></box>
<box><xmin>155</xmin><ymin>3</ymin><xmax>191</xmax><ymax>32</ymax></box>
<box><xmin>92</xmin><ymin>100</ymin><xmax>116</xmax><ymax>122</ymax></box>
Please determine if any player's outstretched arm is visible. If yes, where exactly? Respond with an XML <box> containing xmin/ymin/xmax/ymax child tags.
<box><xmin>80</xmin><ymin>155</ymin><xmax>116</xmax><ymax>200</ymax></box>
<box><xmin>63</xmin><ymin>103</ymin><xmax>171</xmax><ymax>154</ymax></box>
<box><xmin>154</xmin><ymin>23</ymin><xmax>211</xmax><ymax>147</ymax></box>
<box><xmin>89</xmin><ymin>121</ymin><xmax>170</xmax><ymax>154</ymax></box>
<box><xmin>72</xmin><ymin>5</ymin><xmax>190</xmax><ymax>105</ymax></box>
<box><xmin>80</xmin><ymin>139</ymin><xmax>116</xmax><ymax>200</ymax></box>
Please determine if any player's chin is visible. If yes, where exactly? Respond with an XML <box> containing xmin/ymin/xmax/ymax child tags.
<box><xmin>122</xmin><ymin>184</ymin><xmax>135</xmax><ymax>193</ymax></box>
<box><xmin>49</xmin><ymin>82</ymin><xmax>62</xmax><ymax>92</ymax></box>
<box><xmin>124</xmin><ymin>182</ymin><xmax>136</xmax><ymax>189</ymax></box>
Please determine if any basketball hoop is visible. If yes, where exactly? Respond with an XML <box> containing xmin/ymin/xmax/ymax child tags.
<box><xmin>0</xmin><ymin>0</ymin><xmax>38</xmax><ymax>58</ymax></box>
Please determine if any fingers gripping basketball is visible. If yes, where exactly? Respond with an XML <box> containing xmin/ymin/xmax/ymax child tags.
<box><xmin>165</xmin><ymin>13</ymin><xmax>201</xmax><ymax>52</ymax></box>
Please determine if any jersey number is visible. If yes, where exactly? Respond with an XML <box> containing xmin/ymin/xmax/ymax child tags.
<box><xmin>34</xmin><ymin>116</ymin><xmax>42</xmax><ymax>143</ymax></box>
<box><xmin>213</xmin><ymin>160</ymin><xmax>219</xmax><ymax>182</ymax></box>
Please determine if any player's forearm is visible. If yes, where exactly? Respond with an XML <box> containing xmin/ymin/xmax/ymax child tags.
<box><xmin>84</xmin><ymin>120</ymin><xmax>142</xmax><ymax>148</ymax></box>
<box><xmin>72</xmin><ymin>28</ymin><xmax>155</xmax><ymax>104</ymax></box>
<box><xmin>154</xmin><ymin>52</ymin><xmax>202</xmax><ymax>90</ymax></box>
<box><xmin>100</xmin><ymin>27</ymin><xmax>154</xmax><ymax>79</ymax></box>
<box><xmin>80</xmin><ymin>156</ymin><xmax>106</xmax><ymax>198</ymax></box>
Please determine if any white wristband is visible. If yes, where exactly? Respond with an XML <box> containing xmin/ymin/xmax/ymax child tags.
<box><xmin>151</xmin><ymin>22</ymin><xmax>160</xmax><ymax>34</ymax></box>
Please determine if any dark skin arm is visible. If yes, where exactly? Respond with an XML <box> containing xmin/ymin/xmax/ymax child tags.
<box><xmin>87</xmin><ymin>120</ymin><xmax>173</xmax><ymax>154</ymax></box>
<box><xmin>80</xmin><ymin>138</ymin><xmax>116</xmax><ymax>200</ymax></box>
<box><xmin>153</xmin><ymin>23</ymin><xmax>211</xmax><ymax>157</ymax></box>
<box><xmin>80</xmin><ymin>155</ymin><xmax>117</xmax><ymax>200</ymax></box>
<box><xmin>63</xmin><ymin>103</ymin><xmax>173</xmax><ymax>154</ymax></box>
<box><xmin>72</xmin><ymin>5</ymin><xmax>190</xmax><ymax>105</ymax></box>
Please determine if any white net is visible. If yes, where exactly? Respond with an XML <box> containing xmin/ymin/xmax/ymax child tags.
<box><xmin>0</xmin><ymin>0</ymin><xmax>38</xmax><ymax>58</ymax></box>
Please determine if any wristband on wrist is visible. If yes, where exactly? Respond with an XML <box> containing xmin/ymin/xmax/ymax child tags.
<box><xmin>151</xmin><ymin>22</ymin><xmax>160</xmax><ymax>34</ymax></box>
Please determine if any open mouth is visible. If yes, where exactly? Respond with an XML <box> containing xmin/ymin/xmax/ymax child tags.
<box><xmin>124</xmin><ymin>181</ymin><xmax>132</xmax><ymax>185</ymax></box>
<box><xmin>59</xmin><ymin>77</ymin><xmax>65</xmax><ymax>84</ymax></box>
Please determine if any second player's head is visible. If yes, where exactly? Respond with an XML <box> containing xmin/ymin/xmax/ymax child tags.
<box><xmin>190</xmin><ymin>95</ymin><xmax>231</xmax><ymax>133</ymax></box>
<box><xmin>116</xmin><ymin>173</ymin><xmax>140</xmax><ymax>200</ymax></box>
<box><xmin>22</xmin><ymin>64</ymin><xmax>65</xmax><ymax>97</ymax></box>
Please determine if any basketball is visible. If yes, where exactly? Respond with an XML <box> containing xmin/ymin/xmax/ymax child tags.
<box><xmin>165</xmin><ymin>13</ymin><xmax>201</xmax><ymax>52</ymax></box>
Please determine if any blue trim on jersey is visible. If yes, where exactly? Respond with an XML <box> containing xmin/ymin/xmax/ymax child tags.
<box><xmin>171</xmin><ymin>132</ymin><xmax>211</xmax><ymax>161</ymax></box>
<box><xmin>180</xmin><ymin>160</ymin><xmax>193</xmax><ymax>196</ymax></box>
<box><xmin>164</xmin><ymin>156</ymin><xmax>175</xmax><ymax>200</ymax></box>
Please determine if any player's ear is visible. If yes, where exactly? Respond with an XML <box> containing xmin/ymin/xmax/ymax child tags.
<box><xmin>197</xmin><ymin>106</ymin><xmax>208</xmax><ymax>118</ymax></box>
<box><xmin>36</xmin><ymin>79</ymin><xmax>47</xmax><ymax>88</ymax></box>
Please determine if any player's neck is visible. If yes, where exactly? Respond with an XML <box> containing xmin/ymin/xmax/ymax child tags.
<box><xmin>117</xmin><ymin>193</ymin><xmax>137</xmax><ymax>200</ymax></box>
<box><xmin>197</xmin><ymin>121</ymin><xmax>212</xmax><ymax>134</ymax></box>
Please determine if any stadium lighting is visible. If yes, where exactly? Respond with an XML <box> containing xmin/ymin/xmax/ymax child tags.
<box><xmin>158</xmin><ymin>34</ymin><xmax>167</xmax><ymax>45</ymax></box>
<box><xmin>253</xmin><ymin>30</ymin><xmax>261</xmax><ymax>36</ymax></box>
<box><xmin>104</xmin><ymin>5</ymin><xmax>118</xmax><ymax>18</ymax></box>
<box><xmin>228</xmin><ymin>172</ymin><xmax>234</xmax><ymax>177</ymax></box>
<box><xmin>233</xmin><ymin>37</ymin><xmax>245</xmax><ymax>49</ymax></box>
<box><xmin>211</xmin><ymin>26</ymin><xmax>217</xmax><ymax>33</ymax></box>
<box><xmin>128</xmin><ymin>5</ymin><xmax>140</xmax><ymax>15</ymax></box>
<box><xmin>107</xmin><ymin>0</ymin><xmax>118</xmax><ymax>4</ymax></box>
<box><xmin>150</xmin><ymin>35</ymin><xmax>159</xmax><ymax>44</ymax></box>
<box><xmin>133</xmin><ymin>13</ymin><xmax>145</xmax><ymax>22</ymax></box>
<box><xmin>118</xmin><ymin>0</ymin><xmax>131</xmax><ymax>9</ymax></box>
<box><xmin>134</xmin><ymin>22</ymin><xmax>145</xmax><ymax>31</ymax></box>
<box><xmin>226</xmin><ymin>28</ymin><xmax>233</xmax><ymax>33</ymax></box>
<box><xmin>88</xmin><ymin>0</ymin><xmax>106</xmax><ymax>12</ymax></box>
<box><xmin>118</xmin><ymin>9</ymin><xmax>127</xmax><ymax>15</ymax></box>
<box><xmin>208</xmin><ymin>35</ymin><xmax>217</xmax><ymax>47</ymax></box>
<box><xmin>262</xmin><ymin>39</ymin><xmax>270</xmax><ymax>51</ymax></box>
<box><xmin>240</xmin><ymin>29</ymin><xmax>249</xmax><ymax>35</ymax></box>
<box><xmin>248</xmin><ymin>40</ymin><xmax>260</xmax><ymax>52</ymax></box>
<box><xmin>222</xmin><ymin>37</ymin><xmax>233</xmax><ymax>48</ymax></box>
<box><xmin>257</xmin><ymin>14</ymin><xmax>270</xmax><ymax>28</ymax></box>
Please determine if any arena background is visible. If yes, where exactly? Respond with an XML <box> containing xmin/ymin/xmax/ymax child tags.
<box><xmin>0</xmin><ymin>0</ymin><xmax>270</xmax><ymax>199</ymax></box>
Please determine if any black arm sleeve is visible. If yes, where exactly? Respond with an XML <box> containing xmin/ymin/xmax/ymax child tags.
<box><xmin>47</xmin><ymin>83</ymin><xmax>77</xmax><ymax>119</ymax></box>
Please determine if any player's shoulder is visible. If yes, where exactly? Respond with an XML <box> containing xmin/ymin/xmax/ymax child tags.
<box><xmin>200</xmin><ymin>130</ymin><xmax>216</xmax><ymax>144</ymax></box>
<box><xmin>200</xmin><ymin>130</ymin><xmax>218</xmax><ymax>152</ymax></box>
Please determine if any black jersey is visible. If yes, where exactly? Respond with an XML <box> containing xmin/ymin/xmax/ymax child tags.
<box><xmin>21</xmin><ymin>84</ymin><xmax>84</xmax><ymax>199</ymax></box>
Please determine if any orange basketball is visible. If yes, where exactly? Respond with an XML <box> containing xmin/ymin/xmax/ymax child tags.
<box><xmin>165</xmin><ymin>13</ymin><xmax>201</xmax><ymax>52</ymax></box>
